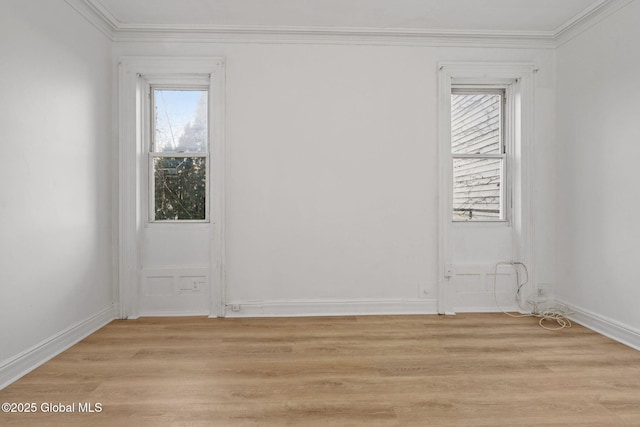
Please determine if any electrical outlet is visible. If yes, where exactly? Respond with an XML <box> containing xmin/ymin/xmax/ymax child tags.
<box><xmin>537</xmin><ymin>283</ymin><xmax>553</xmax><ymax>298</ymax></box>
<box><xmin>231</xmin><ymin>304</ymin><xmax>241</xmax><ymax>312</ymax></box>
<box><xmin>192</xmin><ymin>279</ymin><xmax>205</xmax><ymax>292</ymax></box>
<box><xmin>178</xmin><ymin>276</ymin><xmax>206</xmax><ymax>293</ymax></box>
<box><xmin>419</xmin><ymin>283</ymin><xmax>435</xmax><ymax>299</ymax></box>
<box><xmin>445</xmin><ymin>264</ymin><xmax>454</xmax><ymax>278</ymax></box>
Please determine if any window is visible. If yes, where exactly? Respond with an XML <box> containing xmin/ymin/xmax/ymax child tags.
<box><xmin>150</xmin><ymin>88</ymin><xmax>209</xmax><ymax>221</ymax></box>
<box><xmin>451</xmin><ymin>88</ymin><xmax>506</xmax><ymax>221</ymax></box>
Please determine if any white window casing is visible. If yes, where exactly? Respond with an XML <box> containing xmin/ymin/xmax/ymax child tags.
<box><xmin>118</xmin><ymin>57</ymin><xmax>226</xmax><ymax>319</ymax></box>
<box><xmin>437</xmin><ymin>62</ymin><xmax>536</xmax><ymax>315</ymax></box>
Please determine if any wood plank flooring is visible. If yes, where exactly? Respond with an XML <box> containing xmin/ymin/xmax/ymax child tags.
<box><xmin>1</xmin><ymin>313</ymin><xmax>640</xmax><ymax>426</ymax></box>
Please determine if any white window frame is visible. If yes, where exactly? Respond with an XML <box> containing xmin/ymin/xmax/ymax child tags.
<box><xmin>451</xmin><ymin>86</ymin><xmax>509</xmax><ymax>222</ymax></box>
<box><xmin>437</xmin><ymin>62</ymin><xmax>536</xmax><ymax>315</ymax></box>
<box><xmin>118</xmin><ymin>57</ymin><xmax>226</xmax><ymax>320</ymax></box>
<box><xmin>145</xmin><ymin>79</ymin><xmax>211</xmax><ymax>223</ymax></box>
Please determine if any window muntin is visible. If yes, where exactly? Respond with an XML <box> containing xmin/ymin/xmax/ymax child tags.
<box><xmin>150</xmin><ymin>88</ymin><xmax>209</xmax><ymax>222</ymax></box>
<box><xmin>451</xmin><ymin>89</ymin><xmax>505</xmax><ymax>221</ymax></box>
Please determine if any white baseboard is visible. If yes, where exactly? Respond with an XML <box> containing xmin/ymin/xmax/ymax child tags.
<box><xmin>558</xmin><ymin>300</ymin><xmax>640</xmax><ymax>351</ymax></box>
<box><xmin>452</xmin><ymin>305</ymin><xmax>521</xmax><ymax>313</ymax></box>
<box><xmin>138</xmin><ymin>310</ymin><xmax>209</xmax><ymax>317</ymax></box>
<box><xmin>224</xmin><ymin>298</ymin><xmax>438</xmax><ymax>318</ymax></box>
<box><xmin>0</xmin><ymin>305</ymin><xmax>117</xmax><ymax>390</ymax></box>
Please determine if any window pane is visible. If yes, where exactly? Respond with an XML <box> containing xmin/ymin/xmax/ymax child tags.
<box><xmin>451</xmin><ymin>93</ymin><xmax>501</xmax><ymax>155</ymax></box>
<box><xmin>154</xmin><ymin>90</ymin><xmax>208</xmax><ymax>153</ymax></box>
<box><xmin>154</xmin><ymin>157</ymin><xmax>206</xmax><ymax>220</ymax></box>
<box><xmin>453</xmin><ymin>157</ymin><xmax>502</xmax><ymax>221</ymax></box>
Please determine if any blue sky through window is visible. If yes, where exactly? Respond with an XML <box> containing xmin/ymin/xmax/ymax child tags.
<box><xmin>154</xmin><ymin>89</ymin><xmax>207</xmax><ymax>153</ymax></box>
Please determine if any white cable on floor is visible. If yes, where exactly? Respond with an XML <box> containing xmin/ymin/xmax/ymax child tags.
<box><xmin>492</xmin><ymin>261</ymin><xmax>573</xmax><ymax>330</ymax></box>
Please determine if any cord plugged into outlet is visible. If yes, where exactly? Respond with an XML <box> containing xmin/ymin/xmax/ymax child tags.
<box><xmin>493</xmin><ymin>261</ymin><xmax>572</xmax><ymax>331</ymax></box>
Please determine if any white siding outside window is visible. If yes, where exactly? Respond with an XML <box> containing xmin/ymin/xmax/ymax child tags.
<box><xmin>451</xmin><ymin>89</ymin><xmax>506</xmax><ymax>221</ymax></box>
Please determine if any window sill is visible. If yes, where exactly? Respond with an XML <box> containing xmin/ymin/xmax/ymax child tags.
<box><xmin>145</xmin><ymin>221</ymin><xmax>211</xmax><ymax>229</ymax></box>
<box><xmin>452</xmin><ymin>220</ymin><xmax>511</xmax><ymax>228</ymax></box>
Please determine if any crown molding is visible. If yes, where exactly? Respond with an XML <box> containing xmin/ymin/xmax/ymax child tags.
<box><xmin>65</xmin><ymin>0</ymin><xmax>117</xmax><ymax>39</ymax></box>
<box><xmin>65</xmin><ymin>0</ymin><xmax>630</xmax><ymax>48</ymax></box>
<box><xmin>554</xmin><ymin>0</ymin><xmax>635</xmax><ymax>47</ymax></box>
<box><xmin>112</xmin><ymin>25</ymin><xmax>557</xmax><ymax>48</ymax></box>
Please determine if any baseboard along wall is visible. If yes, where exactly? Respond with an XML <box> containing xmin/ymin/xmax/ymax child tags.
<box><xmin>223</xmin><ymin>299</ymin><xmax>439</xmax><ymax>318</ymax></box>
<box><xmin>557</xmin><ymin>300</ymin><xmax>640</xmax><ymax>351</ymax></box>
<box><xmin>0</xmin><ymin>305</ymin><xmax>117</xmax><ymax>390</ymax></box>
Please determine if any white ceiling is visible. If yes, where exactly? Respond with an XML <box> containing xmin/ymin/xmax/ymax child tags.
<box><xmin>95</xmin><ymin>0</ymin><xmax>601</xmax><ymax>33</ymax></box>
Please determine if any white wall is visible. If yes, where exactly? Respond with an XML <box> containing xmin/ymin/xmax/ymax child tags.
<box><xmin>556</xmin><ymin>1</ymin><xmax>640</xmax><ymax>331</ymax></box>
<box><xmin>114</xmin><ymin>41</ymin><xmax>555</xmax><ymax>315</ymax></box>
<box><xmin>0</xmin><ymin>0</ymin><xmax>113</xmax><ymax>368</ymax></box>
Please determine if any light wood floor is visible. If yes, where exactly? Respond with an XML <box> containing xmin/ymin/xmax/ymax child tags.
<box><xmin>1</xmin><ymin>313</ymin><xmax>640</xmax><ymax>426</ymax></box>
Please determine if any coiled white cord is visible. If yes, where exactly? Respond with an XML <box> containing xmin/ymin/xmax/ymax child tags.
<box><xmin>493</xmin><ymin>261</ymin><xmax>573</xmax><ymax>331</ymax></box>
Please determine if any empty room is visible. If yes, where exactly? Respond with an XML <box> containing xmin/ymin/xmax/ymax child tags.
<box><xmin>1</xmin><ymin>0</ymin><xmax>640</xmax><ymax>425</ymax></box>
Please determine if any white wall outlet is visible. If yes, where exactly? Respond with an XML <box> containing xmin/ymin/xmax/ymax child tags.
<box><xmin>231</xmin><ymin>304</ymin><xmax>241</xmax><ymax>312</ymax></box>
<box><xmin>192</xmin><ymin>279</ymin><xmax>206</xmax><ymax>292</ymax></box>
<box><xmin>537</xmin><ymin>283</ymin><xmax>553</xmax><ymax>298</ymax></box>
<box><xmin>445</xmin><ymin>264</ymin><xmax>454</xmax><ymax>278</ymax></box>
<box><xmin>419</xmin><ymin>283</ymin><xmax>435</xmax><ymax>299</ymax></box>
<box><xmin>178</xmin><ymin>276</ymin><xmax>206</xmax><ymax>293</ymax></box>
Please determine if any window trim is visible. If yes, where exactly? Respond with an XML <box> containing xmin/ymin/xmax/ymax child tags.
<box><xmin>436</xmin><ymin>62</ymin><xmax>537</xmax><ymax>315</ymax></box>
<box><xmin>117</xmin><ymin>56</ymin><xmax>226</xmax><ymax>320</ymax></box>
